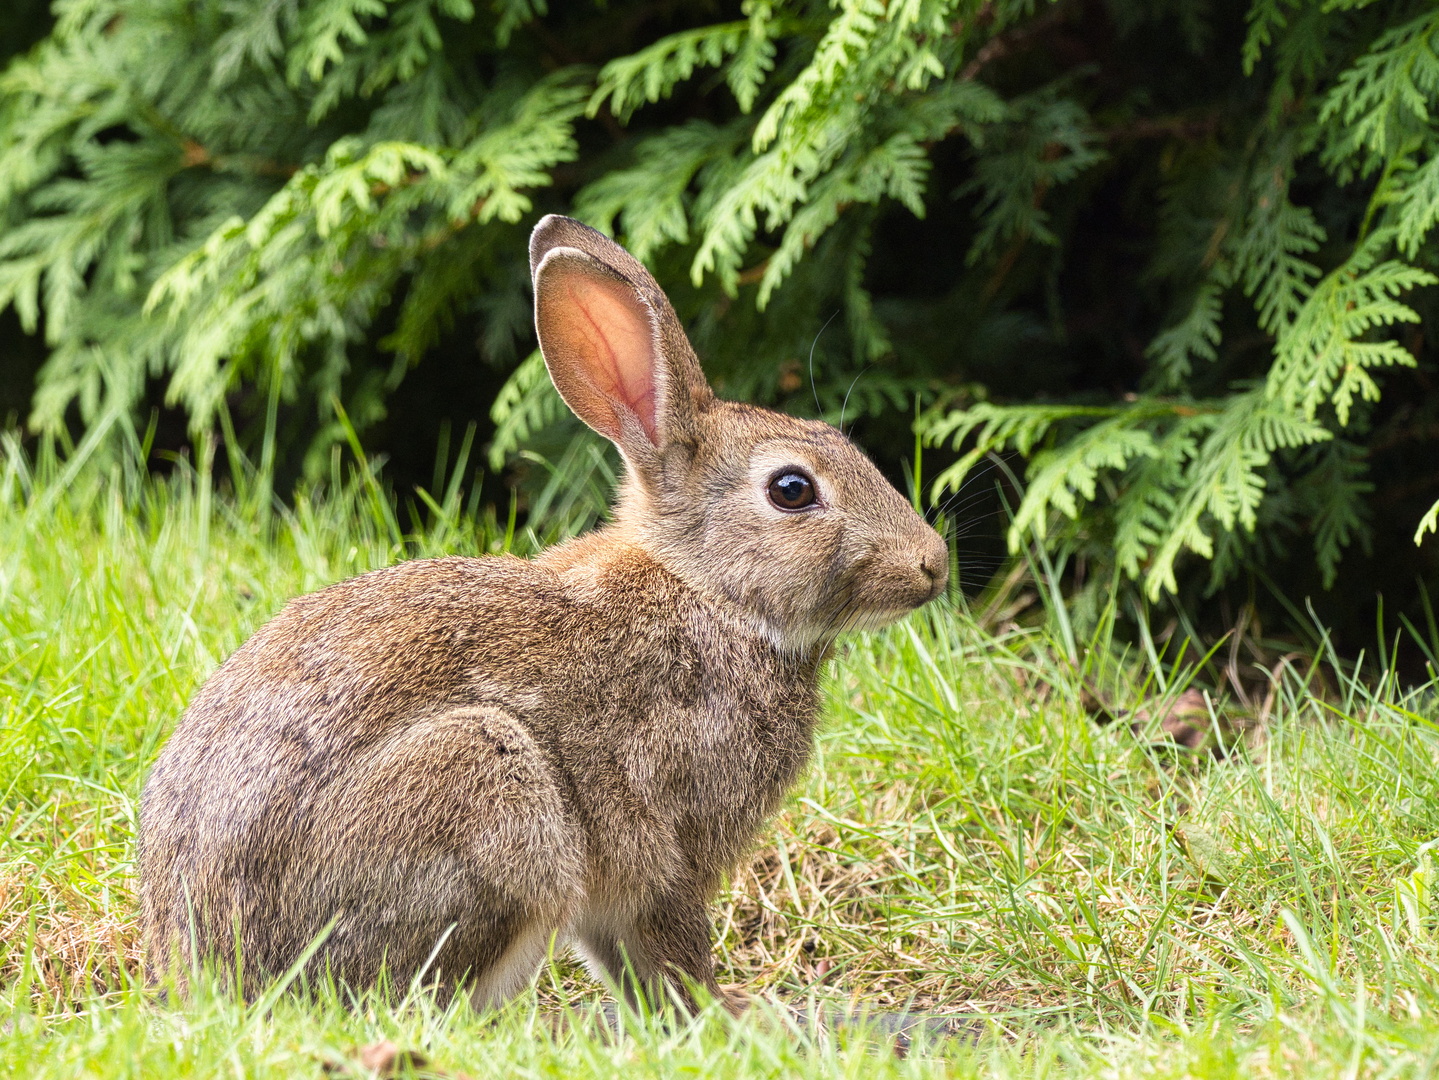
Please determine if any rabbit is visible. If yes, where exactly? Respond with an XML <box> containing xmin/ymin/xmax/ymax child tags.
<box><xmin>138</xmin><ymin>214</ymin><xmax>949</xmax><ymax>1011</ymax></box>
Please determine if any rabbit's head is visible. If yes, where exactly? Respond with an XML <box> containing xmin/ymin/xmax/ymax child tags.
<box><xmin>531</xmin><ymin>216</ymin><xmax>948</xmax><ymax>653</ymax></box>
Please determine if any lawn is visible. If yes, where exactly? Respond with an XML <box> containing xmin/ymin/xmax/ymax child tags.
<box><xmin>2</xmin><ymin>439</ymin><xmax>1438</xmax><ymax>1078</ymax></box>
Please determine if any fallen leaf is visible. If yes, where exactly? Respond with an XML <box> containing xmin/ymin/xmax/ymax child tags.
<box><xmin>321</xmin><ymin>1039</ymin><xmax>475</xmax><ymax>1080</ymax></box>
<box><xmin>1128</xmin><ymin>688</ymin><xmax>1213</xmax><ymax>750</ymax></box>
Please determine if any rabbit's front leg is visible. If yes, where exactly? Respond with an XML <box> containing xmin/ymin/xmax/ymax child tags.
<box><xmin>574</xmin><ymin>891</ymin><xmax>727</xmax><ymax>1014</ymax></box>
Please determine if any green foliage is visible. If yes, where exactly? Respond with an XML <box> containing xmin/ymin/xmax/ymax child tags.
<box><xmin>1266</xmin><ymin>230</ymin><xmax>1431</xmax><ymax>428</ymax></box>
<box><xmin>922</xmin><ymin>0</ymin><xmax>1439</xmax><ymax>600</ymax></box>
<box><xmin>1419</xmin><ymin>496</ymin><xmax>1439</xmax><ymax>545</ymax></box>
<box><xmin>590</xmin><ymin>11</ymin><xmax>781</xmax><ymax>121</ymax></box>
<box><xmin>2</xmin><ymin>0</ymin><xmax>1439</xmax><ymax>610</ymax></box>
<box><xmin>146</xmin><ymin>76</ymin><xmax>583</xmax><ymax>440</ymax></box>
<box><xmin>487</xmin><ymin>347</ymin><xmax>560</xmax><ymax>470</ymax></box>
<box><xmin>959</xmin><ymin>86</ymin><xmax>1105</xmax><ymax>265</ymax></box>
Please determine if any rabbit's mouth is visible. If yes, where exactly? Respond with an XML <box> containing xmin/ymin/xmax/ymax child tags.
<box><xmin>836</xmin><ymin>555</ymin><xmax>948</xmax><ymax>629</ymax></box>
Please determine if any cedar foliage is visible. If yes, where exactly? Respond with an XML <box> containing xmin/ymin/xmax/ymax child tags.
<box><xmin>0</xmin><ymin>0</ymin><xmax>1437</xmax><ymax>616</ymax></box>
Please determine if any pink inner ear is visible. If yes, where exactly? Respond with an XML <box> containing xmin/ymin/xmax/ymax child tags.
<box><xmin>560</xmin><ymin>276</ymin><xmax>659</xmax><ymax>444</ymax></box>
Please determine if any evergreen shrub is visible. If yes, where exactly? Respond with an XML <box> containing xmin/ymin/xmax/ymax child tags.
<box><xmin>1</xmin><ymin>0</ymin><xmax>1437</xmax><ymax>629</ymax></box>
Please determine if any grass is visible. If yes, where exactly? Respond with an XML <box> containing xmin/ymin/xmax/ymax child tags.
<box><xmin>2</xmin><ymin>432</ymin><xmax>1439</xmax><ymax>1077</ymax></box>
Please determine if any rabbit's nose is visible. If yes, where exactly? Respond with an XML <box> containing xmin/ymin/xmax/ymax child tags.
<box><xmin>918</xmin><ymin>533</ymin><xmax>950</xmax><ymax>599</ymax></box>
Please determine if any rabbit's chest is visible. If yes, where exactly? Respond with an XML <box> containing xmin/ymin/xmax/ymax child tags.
<box><xmin>590</xmin><ymin>685</ymin><xmax>815</xmax><ymax>888</ymax></box>
<box><xmin>507</xmin><ymin>626</ymin><xmax>817</xmax><ymax>868</ymax></box>
<box><xmin>616</xmin><ymin>651</ymin><xmax>819</xmax><ymax>842</ymax></box>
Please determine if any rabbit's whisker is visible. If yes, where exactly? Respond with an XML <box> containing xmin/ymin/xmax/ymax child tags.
<box><xmin>808</xmin><ymin>309</ymin><xmax>839</xmax><ymax>419</ymax></box>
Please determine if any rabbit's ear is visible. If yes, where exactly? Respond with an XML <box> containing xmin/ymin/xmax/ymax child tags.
<box><xmin>531</xmin><ymin>216</ymin><xmax>711</xmax><ymax>463</ymax></box>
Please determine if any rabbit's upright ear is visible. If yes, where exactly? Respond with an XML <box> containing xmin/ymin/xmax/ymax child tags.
<box><xmin>530</xmin><ymin>216</ymin><xmax>712</xmax><ymax>466</ymax></box>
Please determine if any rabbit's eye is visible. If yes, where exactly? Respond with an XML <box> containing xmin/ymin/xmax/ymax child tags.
<box><xmin>768</xmin><ymin>471</ymin><xmax>816</xmax><ymax>511</ymax></box>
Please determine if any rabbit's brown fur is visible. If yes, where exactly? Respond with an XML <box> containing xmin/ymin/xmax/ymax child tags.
<box><xmin>139</xmin><ymin>215</ymin><xmax>948</xmax><ymax>1009</ymax></box>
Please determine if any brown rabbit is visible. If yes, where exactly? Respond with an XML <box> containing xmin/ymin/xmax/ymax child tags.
<box><xmin>138</xmin><ymin>215</ymin><xmax>948</xmax><ymax>1010</ymax></box>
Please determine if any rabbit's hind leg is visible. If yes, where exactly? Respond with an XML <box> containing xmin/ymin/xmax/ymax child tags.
<box><xmin>308</xmin><ymin>704</ymin><xmax>585</xmax><ymax>1004</ymax></box>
